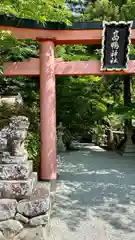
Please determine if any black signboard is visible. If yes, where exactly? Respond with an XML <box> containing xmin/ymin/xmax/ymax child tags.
<box><xmin>101</xmin><ymin>21</ymin><xmax>132</xmax><ymax>71</ymax></box>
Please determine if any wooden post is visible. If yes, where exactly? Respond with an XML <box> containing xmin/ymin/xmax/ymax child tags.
<box><xmin>39</xmin><ymin>39</ymin><xmax>56</xmax><ymax>180</ymax></box>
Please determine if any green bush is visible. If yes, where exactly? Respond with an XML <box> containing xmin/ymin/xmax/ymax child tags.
<box><xmin>25</xmin><ymin>132</ymin><xmax>40</xmax><ymax>173</ymax></box>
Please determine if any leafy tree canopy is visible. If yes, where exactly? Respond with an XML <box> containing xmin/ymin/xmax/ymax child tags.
<box><xmin>0</xmin><ymin>0</ymin><xmax>71</xmax><ymax>24</ymax></box>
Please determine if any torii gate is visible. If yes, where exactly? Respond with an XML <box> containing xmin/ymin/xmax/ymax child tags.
<box><xmin>1</xmin><ymin>15</ymin><xmax>135</xmax><ymax>180</ymax></box>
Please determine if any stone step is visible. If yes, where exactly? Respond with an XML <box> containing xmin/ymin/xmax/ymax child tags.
<box><xmin>122</xmin><ymin>153</ymin><xmax>135</xmax><ymax>157</ymax></box>
<box><xmin>124</xmin><ymin>144</ymin><xmax>135</xmax><ymax>150</ymax></box>
<box><xmin>124</xmin><ymin>149</ymin><xmax>135</xmax><ymax>153</ymax></box>
<box><xmin>0</xmin><ymin>172</ymin><xmax>37</xmax><ymax>200</ymax></box>
<box><xmin>0</xmin><ymin>161</ymin><xmax>33</xmax><ymax>180</ymax></box>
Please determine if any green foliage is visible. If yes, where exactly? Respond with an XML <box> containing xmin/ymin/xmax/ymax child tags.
<box><xmin>56</xmin><ymin>75</ymin><xmax>111</xmax><ymax>135</ymax></box>
<box><xmin>84</xmin><ymin>0</ymin><xmax>120</xmax><ymax>21</ymax></box>
<box><xmin>0</xmin><ymin>30</ymin><xmax>17</xmax><ymax>66</ymax></box>
<box><xmin>0</xmin><ymin>0</ymin><xmax>71</xmax><ymax>24</ymax></box>
<box><xmin>120</xmin><ymin>2</ymin><xmax>135</xmax><ymax>21</ymax></box>
<box><xmin>25</xmin><ymin>132</ymin><xmax>40</xmax><ymax>172</ymax></box>
<box><xmin>84</xmin><ymin>0</ymin><xmax>135</xmax><ymax>21</ymax></box>
<box><xmin>55</xmin><ymin>44</ymin><xmax>91</xmax><ymax>61</ymax></box>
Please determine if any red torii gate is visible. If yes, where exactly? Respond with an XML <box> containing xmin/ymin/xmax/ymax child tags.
<box><xmin>1</xmin><ymin>15</ymin><xmax>135</xmax><ymax>180</ymax></box>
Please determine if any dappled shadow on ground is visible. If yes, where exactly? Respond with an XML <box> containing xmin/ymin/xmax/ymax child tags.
<box><xmin>55</xmin><ymin>148</ymin><xmax>135</xmax><ymax>233</ymax></box>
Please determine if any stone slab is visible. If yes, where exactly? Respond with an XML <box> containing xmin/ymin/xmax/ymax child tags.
<box><xmin>29</xmin><ymin>214</ymin><xmax>48</xmax><ymax>226</ymax></box>
<box><xmin>15</xmin><ymin>213</ymin><xmax>29</xmax><ymax>224</ymax></box>
<box><xmin>123</xmin><ymin>153</ymin><xmax>135</xmax><ymax>157</ymax></box>
<box><xmin>0</xmin><ymin>199</ymin><xmax>17</xmax><ymax>221</ymax></box>
<box><xmin>0</xmin><ymin>220</ymin><xmax>23</xmax><ymax>239</ymax></box>
<box><xmin>29</xmin><ymin>182</ymin><xmax>49</xmax><ymax>201</ymax></box>
<box><xmin>17</xmin><ymin>183</ymin><xmax>50</xmax><ymax>218</ymax></box>
<box><xmin>15</xmin><ymin>226</ymin><xmax>46</xmax><ymax>240</ymax></box>
<box><xmin>0</xmin><ymin>152</ymin><xmax>28</xmax><ymax>164</ymax></box>
<box><xmin>0</xmin><ymin>161</ymin><xmax>33</xmax><ymax>180</ymax></box>
<box><xmin>0</xmin><ymin>172</ymin><xmax>37</xmax><ymax>199</ymax></box>
<box><xmin>17</xmin><ymin>195</ymin><xmax>49</xmax><ymax>218</ymax></box>
<box><xmin>124</xmin><ymin>149</ymin><xmax>135</xmax><ymax>153</ymax></box>
<box><xmin>0</xmin><ymin>231</ymin><xmax>6</xmax><ymax>240</ymax></box>
<box><xmin>124</xmin><ymin>148</ymin><xmax>135</xmax><ymax>153</ymax></box>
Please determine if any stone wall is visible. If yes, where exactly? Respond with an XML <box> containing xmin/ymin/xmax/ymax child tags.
<box><xmin>0</xmin><ymin>185</ymin><xmax>50</xmax><ymax>239</ymax></box>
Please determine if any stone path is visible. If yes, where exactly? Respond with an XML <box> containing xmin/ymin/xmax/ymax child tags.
<box><xmin>47</xmin><ymin>145</ymin><xmax>135</xmax><ymax>240</ymax></box>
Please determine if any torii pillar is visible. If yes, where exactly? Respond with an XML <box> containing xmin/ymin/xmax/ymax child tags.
<box><xmin>39</xmin><ymin>38</ymin><xmax>56</xmax><ymax>180</ymax></box>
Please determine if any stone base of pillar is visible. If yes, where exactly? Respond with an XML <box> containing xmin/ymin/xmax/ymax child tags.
<box><xmin>0</xmin><ymin>116</ymin><xmax>54</xmax><ymax>239</ymax></box>
<box><xmin>0</xmin><ymin>172</ymin><xmax>37</xmax><ymax>200</ymax></box>
<box><xmin>121</xmin><ymin>131</ymin><xmax>135</xmax><ymax>156</ymax></box>
<box><xmin>122</xmin><ymin>143</ymin><xmax>135</xmax><ymax>156</ymax></box>
<box><xmin>0</xmin><ymin>153</ymin><xmax>37</xmax><ymax>199</ymax></box>
<box><xmin>122</xmin><ymin>143</ymin><xmax>135</xmax><ymax>157</ymax></box>
<box><xmin>0</xmin><ymin>160</ymin><xmax>33</xmax><ymax>180</ymax></box>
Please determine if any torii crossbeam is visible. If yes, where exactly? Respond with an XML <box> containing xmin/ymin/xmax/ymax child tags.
<box><xmin>4</xmin><ymin>59</ymin><xmax>135</xmax><ymax>76</ymax></box>
<box><xmin>1</xmin><ymin>15</ymin><xmax>135</xmax><ymax>180</ymax></box>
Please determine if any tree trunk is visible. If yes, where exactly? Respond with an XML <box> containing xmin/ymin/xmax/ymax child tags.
<box><xmin>123</xmin><ymin>75</ymin><xmax>132</xmax><ymax>143</ymax></box>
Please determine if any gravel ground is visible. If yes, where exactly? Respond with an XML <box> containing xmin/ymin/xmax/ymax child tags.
<box><xmin>47</xmin><ymin>145</ymin><xmax>135</xmax><ymax>240</ymax></box>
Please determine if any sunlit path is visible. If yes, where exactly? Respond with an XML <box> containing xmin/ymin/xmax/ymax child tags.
<box><xmin>48</xmin><ymin>146</ymin><xmax>135</xmax><ymax>240</ymax></box>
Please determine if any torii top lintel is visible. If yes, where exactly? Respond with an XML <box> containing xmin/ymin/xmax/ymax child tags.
<box><xmin>1</xmin><ymin>15</ymin><xmax>135</xmax><ymax>44</ymax></box>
